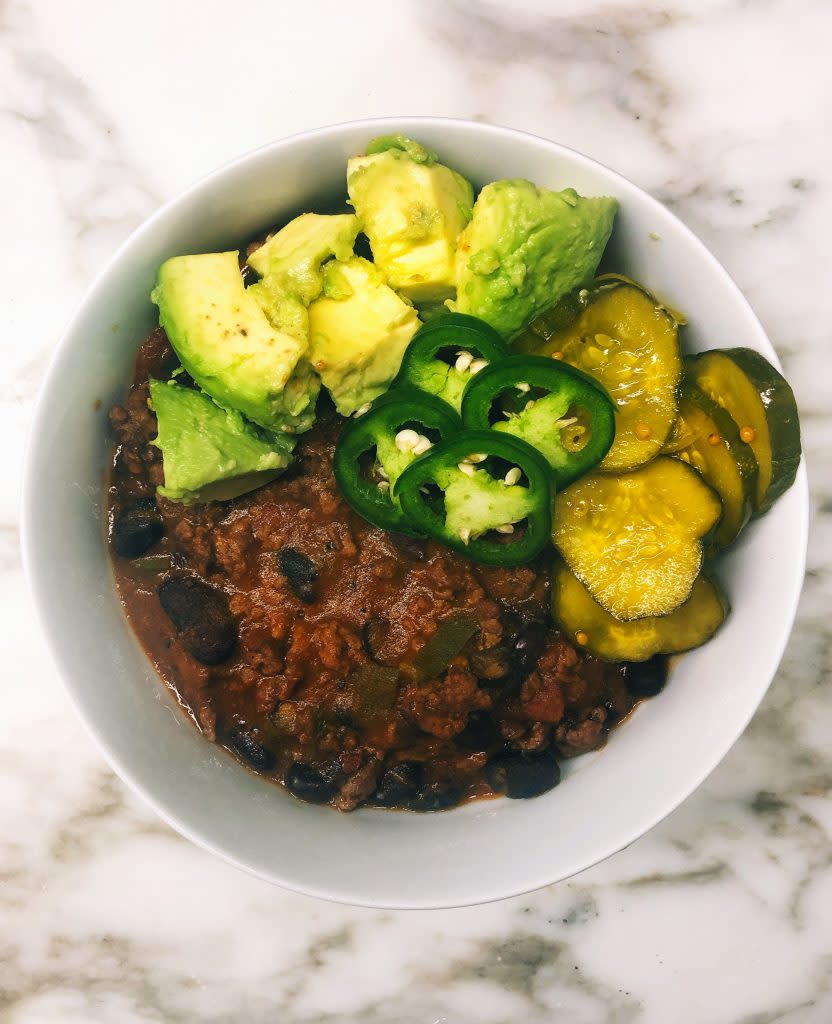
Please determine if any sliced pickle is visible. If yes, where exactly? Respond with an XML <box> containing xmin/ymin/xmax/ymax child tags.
<box><xmin>686</xmin><ymin>348</ymin><xmax>801</xmax><ymax>515</ymax></box>
<box><xmin>672</xmin><ymin>382</ymin><xmax>758</xmax><ymax>550</ymax></box>
<box><xmin>515</xmin><ymin>280</ymin><xmax>682</xmax><ymax>472</ymax></box>
<box><xmin>553</xmin><ymin>457</ymin><xmax>722</xmax><ymax>620</ymax></box>
<box><xmin>552</xmin><ymin>562</ymin><xmax>728</xmax><ymax>662</ymax></box>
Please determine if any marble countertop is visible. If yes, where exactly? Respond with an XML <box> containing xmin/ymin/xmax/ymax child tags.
<box><xmin>3</xmin><ymin>1</ymin><xmax>831</xmax><ymax>1020</ymax></box>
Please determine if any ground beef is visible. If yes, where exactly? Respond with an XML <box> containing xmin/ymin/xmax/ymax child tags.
<box><xmin>107</xmin><ymin>328</ymin><xmax>646</xmax><ymax>811</ymax></box>
<box><xmin>555</xmin><ymin>708</ymin><xmax>609</xmax><ymax>758</ymax></box>
<box><xmin>401</xmin><ymin>666</ymin><xmax>491</xmax><ymax>739</ymax></box>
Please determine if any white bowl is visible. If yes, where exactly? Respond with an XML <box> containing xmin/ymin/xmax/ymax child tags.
<box><xmin>22</xmin><ymin>118</ymin><xmax>808</xmax><ymax>908</ymax></box>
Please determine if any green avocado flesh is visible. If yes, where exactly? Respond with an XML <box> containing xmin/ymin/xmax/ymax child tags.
<box><xmin>149</xmin><ymin>379</ymin><xmax>293</xmax><ymax>504</ymax></box>
<box><xmin>364</xmin><ymin>134</ymin><xmax>438</xmax><ymax>165</ymax></box>
<box><xmin>247</xmin><ymin>212</ymin><xmax>360</xmax><ymax>305</ymax></box>
<box><xmin>151</xmin><ymin>251</ymin><xmax>317</xmax><ymax>434</ymax></box>
<box><xmin>454</xmin><ymin>180</ymin><xmax>617</xmax><ymax>339</ymax></box>
<box><xmin>147</xmin><ymin>147</ymin><xmax>627</xmax><ymax>517</ymax></box>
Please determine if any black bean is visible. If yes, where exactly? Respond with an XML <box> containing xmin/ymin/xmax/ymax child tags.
<box><xmin>470</xmin><ymin>644</ymin><xmax>512</xmax><ymax>682</ymax></box>
<box><xmin>411</xmin><ymin>783</ymin><xmax>462</xmax><ymax>812</ymax></box>
<box><xmin>227</xmin><ymin>727</ymin><xmax>276</xmax><ymax>771</ymax></box>
<box><xmin>455</xmin><ymin>710</ymin><xmax>500</xmax><ymax>751</ymax></box>
<box><xmin>157</xmin><ymin>574</ymin><xmax>237</xmax><ymax>665</ymax></box>
<box><xmin>110</xmin><ymin>499</ymin><xmax>164</xmax><ymax>558</ymax></box>
<box><xmin>374</xmin><ymin>760</ymin><xmax>424</xmax><ymax>807</ymax></box>
<box><xmin>486</xmin><ymin>749</ymin><xmax>561</xmax><ymax>799</ymax></box>
<box><xmin>511</xmin><ymin>622</ymin><xmax>549</xmax><ymax>678</ymax></box>
<box><xmin>276</xmin><ymin>547</ymin><xmax>317</xmax><ymax>603</ymax></box>
<box><xmin>621</xmin><ymin>655</ymin><xmax>668</xmax><ymax>698</ymax></box>
<box><xmin>285</xmin><ymin>762</ymin><xmax>336</xmax><ymax>804</ymax></box>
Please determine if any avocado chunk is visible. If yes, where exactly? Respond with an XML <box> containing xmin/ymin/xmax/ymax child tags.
<box><xmin>247</xmin><ymin>212</ymin><xmax>360</xmax><ymax>305</ymax></box>
<box><xmin>347</xmin><ymin>136</ymin><xmax>474</xmax><ymax>304</ymax></box>
<box><xmin>261</xmin><ymin>356</ymin><xmax>320</xmax><ymax>435</ymax></box>
<box><xmin>238</xmin><ymin>284</ymin><xmax>320</xmax><ymax>435</ymax></box>
<box><xmin>454</xmin><ymin>180</ymin><xmax>617</xmax><ymax>339</ymax></box>
<box><xmin>244</xmin><ymin>213</ymin><xmax>360</xmax><ymax>430</ymax></box>
<box><xmin>152</xmin><ymin>252</ymin><xmax>314</xmax><ymax>433</ymax></box>
<box><xmin>149</xmin><ymin>379</ymin><xmax>293</xmax><ymax>504</ymax></box>
<box><xmin>365</xmin><ymin>134</ymin><xmax>439</xmax><ymax>164</ymax></box>
<box><xmin>307</xmin><ymin>257</ymin><xmax>420</xmax><ymax>415</ymax></box>
<box><xmin>247</xmin><ymin>284</ymin><xmax>309</xmax><ymax>342</ymax></box>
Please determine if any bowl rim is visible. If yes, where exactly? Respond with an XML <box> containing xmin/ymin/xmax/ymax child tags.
<box><xmin>21</xmin><ymin>116</ymin><xmax>809</xmax><ymax>908</ymax></box>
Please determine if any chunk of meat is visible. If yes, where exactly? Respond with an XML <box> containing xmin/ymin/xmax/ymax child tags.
<box><xmin>512</xmin><ymin>721</ymin><xmax>550</xmax><ymax>753</ymax></box>
<box><xmin>401</xmin><ymin>667</ymin><xmax>490</xmax><ymax>739</ymax></box>
<box><xmin>172</xmin><ymin>519</ymin><xmax>215</xmax><ymax>576</ymax></box>
<box><xmin>519</xmin><ymin>671</ymin><xmax>566</xmax><ymax>723</ymax></box>
<box><xmin>214</xmin><ymin>518</ymin><xmax>255</xmax><ymax>574</ymax></box>
<box><xmin>514</xmin><ymin>640</ymin><xmax>580</xmax><ymax>723</ymax></box>
<box><xmin>555</xmin><ymin>707</ymin><xmax>608</xmax><ymax>757</ymax></box>
<box><xmin>334</xmin><ymin>754</ymin><xmax>382</xmax><ymax>812</ymax></box>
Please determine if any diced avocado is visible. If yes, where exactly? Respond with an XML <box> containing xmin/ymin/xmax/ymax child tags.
<box><xmin>242</xmin><ymin>213</ymin><xmax>360</xmax><ymax>431</ymax></box>
<box><xmin>261</xmin><ymin>357</ymin><xmax>320</xmax><ymax>435</ymax></box>
<box><xmin>247</xmin><ymin>212</ymin><xmax>360</xmax><ymax>304</ymax></box>
<box><xmin>347</xmin><ymin>136</ymin><xmax>474</xmax><ymax>304</ymax></box>
<box><xmin>307</xmin><ymin>257</ymin><xmax>420</xmax><ymax>415</ymax></box>
<box><xmin>240</xmin><ymin>283</ymin><xmax>321</xmax><ymax>434</ymax></box>
<box><xmin>149</xmin><ymin>379</ymin><xmax>294</xmax><ymax>504</ymax></box>
<box><xmin>365</xmin><ymin>134</ymin><xmax>438</xmax><ymax>164</ymax></box>
<box><xmin>151</xmin><ymin>252</ymin><xmax>311</xmax><ymax>433</ymax></box>
<box><xmin>454</xmin><ymin>180</ymin><xmax>617</xmax><ymax>339</ymax></box>
<box><xmin>320</xmin><ymin>260</ymin><xmax>355</xmax><ymax>301</ymax></box>
<box><xmin>247</xmin><ymin>283</ymin><xmax>309</xmax><ymax>342</ymax></box>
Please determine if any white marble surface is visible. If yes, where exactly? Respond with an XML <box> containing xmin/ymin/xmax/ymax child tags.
<box><xmin>2</xmin><ymin>0</ymin><xmax>831</xmax><ymax>1020</ymax></box>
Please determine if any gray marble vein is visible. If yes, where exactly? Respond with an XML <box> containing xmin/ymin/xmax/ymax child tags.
<box><xmin>1</xmin><ymin>0</ymin><xmax>831</xmax><ymax>1021</ymax></box>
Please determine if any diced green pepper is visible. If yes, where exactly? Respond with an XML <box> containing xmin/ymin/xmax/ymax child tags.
<box><xmin>408</xmin><ymin>611</ymin><xmax>480</xmax><ymax>681</ymax></box>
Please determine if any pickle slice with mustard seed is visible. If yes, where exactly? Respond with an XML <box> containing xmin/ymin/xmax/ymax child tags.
<box><xmin>553</xmin><ymin>457</ymin><xmax>722</xmax><ymax>620</ymax></box>
<box><xmin>685</xmin><ymin>348</ymin><xmax>801</xmax><ymax>515</ymax></box>
<box><xmin>515</xmin><ymin>279</ymin><xmax>682</xmax><ymax>472</ymax></box>
<box><xmin>670</xmin><ymin>382</ymin><xmax>758</xmax><ymax>551</ymax></box>
<box><xmin>552</xmin><ymin>561</ymin><xmax>727</xmax><ymax>662</ymax></box>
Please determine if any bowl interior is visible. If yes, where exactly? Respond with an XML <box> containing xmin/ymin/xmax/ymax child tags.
<box><xmin>23</xmin><ymin>119</ymin><xmax>807</xmax><ymax>908</ymax></box>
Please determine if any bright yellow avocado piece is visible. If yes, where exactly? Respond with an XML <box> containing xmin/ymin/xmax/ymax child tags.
<box><xmin>307</xmin><ymin>257</ymin><xmax>420</xmax><ymax>415</ymax></box>
<box><xmin>347</xmin><ymin>138</ymin><xmax>474</xmax><ymax>304</ymax></box>
<box><xmin>247</xmin><ymin>212</ymin><xmax>359</xmax><ymax>304</ymax></box>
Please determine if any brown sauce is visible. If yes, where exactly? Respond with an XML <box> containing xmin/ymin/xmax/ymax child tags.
<box><xmin>107</xmin><ymin>328</ymin><xmax>657</xmax><ymax>811</ymax></box>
